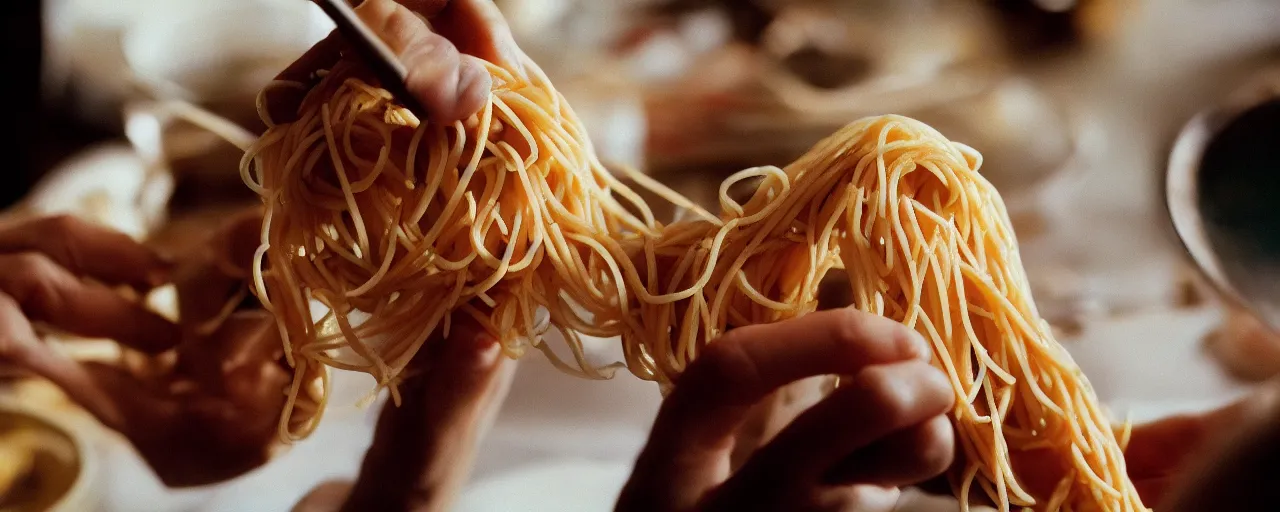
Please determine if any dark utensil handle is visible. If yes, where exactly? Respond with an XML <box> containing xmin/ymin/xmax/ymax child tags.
<box><xmin>311</xmin><ymin>0</ymin><xmax>431</xmax><ymax>121</ymax></box>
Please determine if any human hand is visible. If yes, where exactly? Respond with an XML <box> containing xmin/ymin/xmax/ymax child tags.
<box><xmin>0</xmin><ymin>213</ymin><xmax>286</xmax><ymax>486</ymax></box>
<box><xmin>268</xmin><ymin>0</ymin><xmax>522</xmax><ymax>125</ymax></box>
<box><xmin>616</xmin><ymin>309</ymin><xmax>956</xmax><ymax>512</ymax></box>
<box><xmin>291</xmin><ymin>316</ymin><xmax>515</xmax><ymax>512</ymax></box>
<box><xmin>1129</xmin><ymin>380</ymin><xmax>1280</xmax><ymax>511</ymax></box>
<box><xmin>992</xmin><ymin>378</ymin><xmax>1270</xmax><ymax>509</ymax></box>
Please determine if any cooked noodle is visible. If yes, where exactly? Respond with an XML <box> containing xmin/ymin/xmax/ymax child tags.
<box><xmin>241</xmin><ymin>47</ymin><xmax>1144</xmax><ymax>510</ymax></box>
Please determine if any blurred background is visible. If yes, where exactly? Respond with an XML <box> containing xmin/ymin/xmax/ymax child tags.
<box><xmin>2</xmin><ymin>0</ymin><xmax>1280</xmax><ymax>510</ymax></box>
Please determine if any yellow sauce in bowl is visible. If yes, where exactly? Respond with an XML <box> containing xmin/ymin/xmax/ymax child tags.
<box><xmin>0</xmin><ymin>410</ymin><xmax>82</xmax><ymax>512</ymax></box>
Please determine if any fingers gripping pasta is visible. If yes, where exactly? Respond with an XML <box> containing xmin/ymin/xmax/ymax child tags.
<box><xmin>606</xmin><ymin>117</ymin><xmax>1145</xmax><ymax>511</ymax></box>
<box><xmin>765</xmin><ymin>118</ymin><xmax>1145</xmax><ymax>511</ymax></box>
<box><xmin>243</xmin><ymin>57</ymin><xmax>664</xmax><ymax>434</ymax></box>
<box><xmin>243</xmin><ymin>52</ymin><xmax>1143</xmax><ymax>510</ymax></box>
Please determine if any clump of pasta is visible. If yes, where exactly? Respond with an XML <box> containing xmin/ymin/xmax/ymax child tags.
<box><xmin>242</xmin><ymin>49</ymin><xmax>1143</xmax><ymax>510</ymax></box>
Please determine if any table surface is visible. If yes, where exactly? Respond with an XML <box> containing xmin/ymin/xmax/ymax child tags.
<box><xmin>75</xmin><ymin>303</ymin><xmax>1246</xmax><ymax>512</ymax></box>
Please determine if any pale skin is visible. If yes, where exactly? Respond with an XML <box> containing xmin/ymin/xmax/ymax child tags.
<box><xmin>1</xmin><ymin>0</ymin><xmax>1274</xmax><ymax>511</ymax></box>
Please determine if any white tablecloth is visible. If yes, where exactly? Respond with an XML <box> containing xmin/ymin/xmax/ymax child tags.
<box><xmin>83</xmin><ymin>304</ymin><xmax>1246</xmax><ymax>512</ymax></box>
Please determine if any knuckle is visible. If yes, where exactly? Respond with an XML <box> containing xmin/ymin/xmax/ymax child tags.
<box><xmin>853</xmin><ymin>365</ymin><xmax>913</xmax><ymax>425</ymax></box>
<box><xmin>921</xmin><ymin>363</ymin><xmax>957</xmax><ymax>411</ymax></box>
<box><xmin>691</xmin><ymin>330</ymin><xmax>763</xmax><ymax>400</ymax></box>
<box><xmin>0</xmin><ymin>295</ymin><xmax>22</xmax><ymax>358</ymax></box>
<box><xmin>401</xmin><ymin>31</ymin><xmax>457</xmax><ymax>70</ymax></box>
<box><xmin>831</xmin><ymin>309</ymin><xmax>924</xmax><ymax>361</ymax></box>
<box><xmin>34</xmin><ymin>214</ymin><xmax>86</xmax><ymax>270</ymax></box>
<box><xmin>38</xmin><ymin>214</ymin><xmax>83</xmax><ymax>236</ymax></box>
<box><xmin>380</xmin><ymin>2</ymin><xmax>426</xmax><ymax>47</ymax></box>
<box><xmin>837</xmin><ymin>486</ymin><xmax>898</xmax><ymax>511</ymax></box>
<box><xmin>12</xmin><ymin>252</ymin><xmax>56</xmax><ymax>278</ymax></box>
<box><xmin>830</xmin><ymin>308</ymin><xmax>874</xmax><ymax>348</ymax></box>
<box><xmin>851</xmin><ymin>364</ymin><xmax>921</xmax><ymax>428</ymax></box>
<box><xmin>910</xmin><ymin>416</ymin><xmax>956</xmax><ymax>477</ymax></box>
<box><xmin>9</xmin><ymin>254</ymin><xmax>66</xmax><ymax>312</ymax></box>
<box><xmin>399</xmin><ymin>0</ymin><xmax>447</xmax><ymax>16</ymax></box>
<box><xmin>402</xmin><ymin>46</ymin><xmax>465</xmax><ymax>114</ymax></box>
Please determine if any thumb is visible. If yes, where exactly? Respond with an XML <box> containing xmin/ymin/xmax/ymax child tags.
<box><xmin>338</xmin><ymin>316</ymin><xmax>514</xmax><ymax>512</ymax></box>
<box><xmin>413</xmin><ymin>317</ymin><xmax>505</xmax><ymax>395</ymax></box>
<box><xmin>355</xmin><ymin>0</ymin><xmax>491</xmax><ymax>123</ymax></box>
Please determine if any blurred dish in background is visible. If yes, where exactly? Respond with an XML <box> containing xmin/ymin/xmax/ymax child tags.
<box><xmin>755</xmin><ymin>1</ymin><xmax>996</xmax><ymax>117</ymax></box>
<box><xmin>15</xmin><ymin>143</ymin><xmax>171</xmax><ymax>242</ymax></box>
<box><xmin>637</xmin><ymin>0</ymin><xmax>1077</xmax><ymax>208</ymax></box>
<box><xmin>1166</xmin><ymin>65</ymin><xmax>1280</xmax><ymax>382</ymax></box>
<box><xmin>40</xmin><ymin>0</ymin><xmax>333</xmax><ymax>205</ymax></box>
<box><xmin>985</xmin><ymin>0</ymin><xmax>1138</xmax><ymax>56</ymax></box>
<box><xmin>43</xmin><ymin>0</ymin><xmax>330</xmax><ymax>128</ymax></box>
<box><xmin>0</xmin><ymin>403</ymin><xmax>97</xmax><ymax>512</ymax></box>
<box><xmin>913</xmin><ymin>77</ymin><xmax>1076</xmax><ymax>199</ymax></box>
<box><xmin>623</xmin><ymin>1</ymin><xmax>1100</xmax><ymax>333</ymax></box>
<box><xmin>644</xmin><ymin>63</ymin><xmax>1077</xmax><ymax>215</ymax></box>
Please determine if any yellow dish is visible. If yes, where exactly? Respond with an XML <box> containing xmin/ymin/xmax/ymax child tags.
<box><xmin>0</xmin><ymin>406</ymin><xmax>91</xmax><ymax>512</ymax></box>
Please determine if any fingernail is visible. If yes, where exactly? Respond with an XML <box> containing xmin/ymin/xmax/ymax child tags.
<box><xmin>446</xmin><ymin>322</ymin><xmax>501</xmax><ymax>370</ymax></box>
<box><xmin>907</xmin><ymin>330</ymin><xmax>932</xmax><ymax>361</ymax></box>
<box><xmin>448</xmin><ymin>61</ymin><xmax>491</xmax><ymax>122</ymax></box>
<box><xmin>469</xmin><ymin>341</ymin><xmax>502</xmax><ymax>371</ymax></box>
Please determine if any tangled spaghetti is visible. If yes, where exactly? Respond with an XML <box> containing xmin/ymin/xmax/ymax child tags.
<box><xmin>242</xmin><ymin>49</ymin><xmax>1144</xmax><ymax>511</ymax></box>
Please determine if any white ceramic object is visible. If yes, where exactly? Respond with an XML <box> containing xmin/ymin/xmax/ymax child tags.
<box><xmin>23</xmin><ymin>143</ymin><xmax>173</xmax><ymax>241</ymax></box>
<box><xmin>0</xmin><ymin>400</ymin><xmax>101</xmax><ymax>512</ymax></box>
<box><xmin>121</xmin><ymin>0</ymin><xmax>333</xmax><ymax>104</ymax></box>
